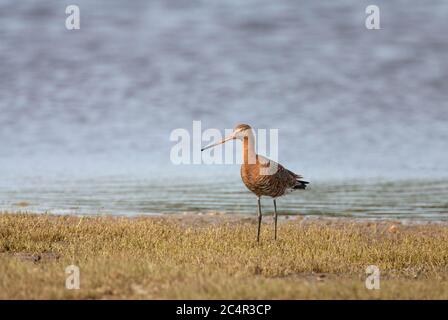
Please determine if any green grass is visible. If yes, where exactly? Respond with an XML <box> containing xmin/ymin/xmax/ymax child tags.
<box><xmin>1</xmin><ymin>213</ymin><xmax>448</xmax><ymax>299</ymax></box>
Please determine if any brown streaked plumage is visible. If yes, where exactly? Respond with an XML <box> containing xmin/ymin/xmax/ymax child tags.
<box><xmin>201</xmin><ymin>124</ymin><xmax>309</xmax><ymax>242</ymax></box>
<box><xmin>240</xmin><ymin>156</ymin><xmax>307</xmax><ymax>197</ymax></box>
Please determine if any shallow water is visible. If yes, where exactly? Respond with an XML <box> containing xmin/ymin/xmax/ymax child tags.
<box><xmin>1</xmin><ymin>175</ymin><xmax>448</xmax><ymax>222</ymax></box>
<box><xmin>0</xmin><ymin>1</ymin><xmax>447</xmax><ymax>220</ymax></box>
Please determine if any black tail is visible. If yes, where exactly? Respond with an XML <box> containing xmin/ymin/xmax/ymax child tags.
<box><xmin>294</xmin><ymin>180</ymin><xmax>309</xmax><ymax>190</ymax></box>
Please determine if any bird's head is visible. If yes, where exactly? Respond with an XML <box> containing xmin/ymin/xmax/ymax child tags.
<box><xmin>232</xmin><ymin>123</ymin><xmax>253</xmax><ymax>140</ymax></box>
<box><xmin>201</xmin><ymin>123</ymin><xmax>253</xmax><ymax>151</ymax></box>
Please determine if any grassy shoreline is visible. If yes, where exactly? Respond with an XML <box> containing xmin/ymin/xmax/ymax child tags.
<box><xmin>1</xmin><ymin>213</ymin><xmax>448</xmax><ymax>299</ymax></box>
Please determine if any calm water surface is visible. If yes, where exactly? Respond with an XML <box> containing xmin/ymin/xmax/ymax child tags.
<box><xmin>0</xmin><ymin>1</ymin><xmax>447</xmax><ymax>220</ymax></box>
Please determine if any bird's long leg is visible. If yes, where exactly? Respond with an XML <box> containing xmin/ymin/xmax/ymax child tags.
<box><xmin>273</xmin><ymin>199</ymin><xmax>278</xmax><ymax>240</ymax></box>
<box><xmin>257</xmin><ymin>197</ymin><xmax>262</xmax><ymax>243</ymax></box>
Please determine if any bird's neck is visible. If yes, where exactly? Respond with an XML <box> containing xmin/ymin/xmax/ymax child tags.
<box><xmin>242</xmin><ymin>133</ymin><xmax>256</xmax><ymax>165</ymax></box>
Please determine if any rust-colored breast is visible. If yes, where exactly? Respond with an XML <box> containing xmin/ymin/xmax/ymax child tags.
<box><xmin>240</xmin><ymin>155</ymin><xmax>298</xmax><ymax>198</ymax></box>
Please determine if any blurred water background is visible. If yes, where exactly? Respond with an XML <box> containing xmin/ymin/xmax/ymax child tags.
<box><xmin>0</xmin><ymin>0</ymin><xmax>447</xmax><ymax>220</ymax></box>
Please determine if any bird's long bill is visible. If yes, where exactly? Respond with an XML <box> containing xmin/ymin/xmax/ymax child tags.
<box><xmin>201</xmin><ymin>134</ymin><xmax>234</xmax><ymax>151</ymax></box>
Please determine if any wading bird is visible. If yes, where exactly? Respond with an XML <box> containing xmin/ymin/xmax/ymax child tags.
<box><xmin>201</xmin><ymin>124</ymin><xmax>309</xmax><ymax>242</ymax></box>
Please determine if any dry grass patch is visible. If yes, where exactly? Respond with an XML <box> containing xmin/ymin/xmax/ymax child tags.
<box><xmin>0</xmin><ymin>213</ymin><xmax>448</xmax><ymax>299</ymax></box>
